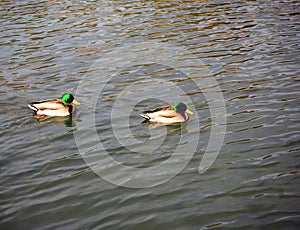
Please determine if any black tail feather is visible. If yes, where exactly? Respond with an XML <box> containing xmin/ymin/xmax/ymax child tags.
<box><xmin>28</xmin><ymin>103</ymin><xmax>38</xmax><ymax>112</ymax></box>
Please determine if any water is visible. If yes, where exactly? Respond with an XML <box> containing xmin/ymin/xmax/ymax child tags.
<box><xmin>1</xmin><ymin>0</ymin><xmax>300</xmax><ymax>229</ymax></box>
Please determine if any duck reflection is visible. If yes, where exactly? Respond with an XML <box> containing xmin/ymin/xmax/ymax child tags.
<box><xmin>33</xmin><ymin>115</ymin><xmax>76</xmax><ymax>127</ymax></box>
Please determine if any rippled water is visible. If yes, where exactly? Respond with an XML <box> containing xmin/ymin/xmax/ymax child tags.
<box><xmin>1</xmin><ymin>0</ymin><xmax>300</xmax><ymax>229</ymax></box>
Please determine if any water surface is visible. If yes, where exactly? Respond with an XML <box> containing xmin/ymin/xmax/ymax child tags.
<box><xmin>1</xmin><ymin>0</ymin><xmax>299</xmax><ymax>229</ymax></box>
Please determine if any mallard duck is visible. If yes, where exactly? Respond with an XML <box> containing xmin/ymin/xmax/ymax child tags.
<box><xmin>28</xmin><ymin>93</ymin><xmax>80</xmax><ymax>118</ymax></box>
<box><xmin>140</xmin><ymin>102</ymin><xmax>193</xmax><ymax>123</ymax></box>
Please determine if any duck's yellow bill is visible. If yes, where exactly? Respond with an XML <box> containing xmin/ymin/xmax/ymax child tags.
<box><xmin>73</xmin><ymin>99</ymin><xmax>80</xmax><ymax>105</ymax></box>
<box><xmin>186</xmin><ymin>109</ymin><xmax>194</xmax><ymax>114</ymax></box>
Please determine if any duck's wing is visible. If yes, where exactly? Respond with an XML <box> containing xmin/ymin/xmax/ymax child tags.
<box><xmin>28</xmin><ymin>99</ymin><xmax>64</xmax><ymax>110</ymax></box>
<box><xmin>142</xmin><ymin>105</ymin><xmax>173</xmax><ymax>114</ymax></box>
<box><xmin>141</xmin><ymin>106</ymin><xmax>162</xmax><ymax>120</ymax></box>
<box><xmin>140</xmin><ymin>105</ymin><xmax>180</xmax><ymax>121</ymax></box>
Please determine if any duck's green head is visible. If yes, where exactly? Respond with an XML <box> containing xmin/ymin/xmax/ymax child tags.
<box><xmin>173</xmin><ymin>102</ymin><xmax>193</xmax><ymax>115</ymax></box>
<box><xmin>61</xmin><ymin>93</ymin><xmax>80</xmax><ymax>105</ymax></box>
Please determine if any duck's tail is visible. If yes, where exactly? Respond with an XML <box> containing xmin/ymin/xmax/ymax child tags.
<box><xmin>28</xmin><ymin>103</ymin><xmax>38</xmax><ymax>112</ymax></box>
<box><xmin>140</xmin><ymin>113</ymin><xmax>151</xmax><ymax>120</ymax></box>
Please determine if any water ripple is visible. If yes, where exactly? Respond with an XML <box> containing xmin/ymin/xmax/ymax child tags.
<box><xmin>1</xmin><ymin>0</ymin><xmax>299</xmax><ymax>229</ymax></box>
